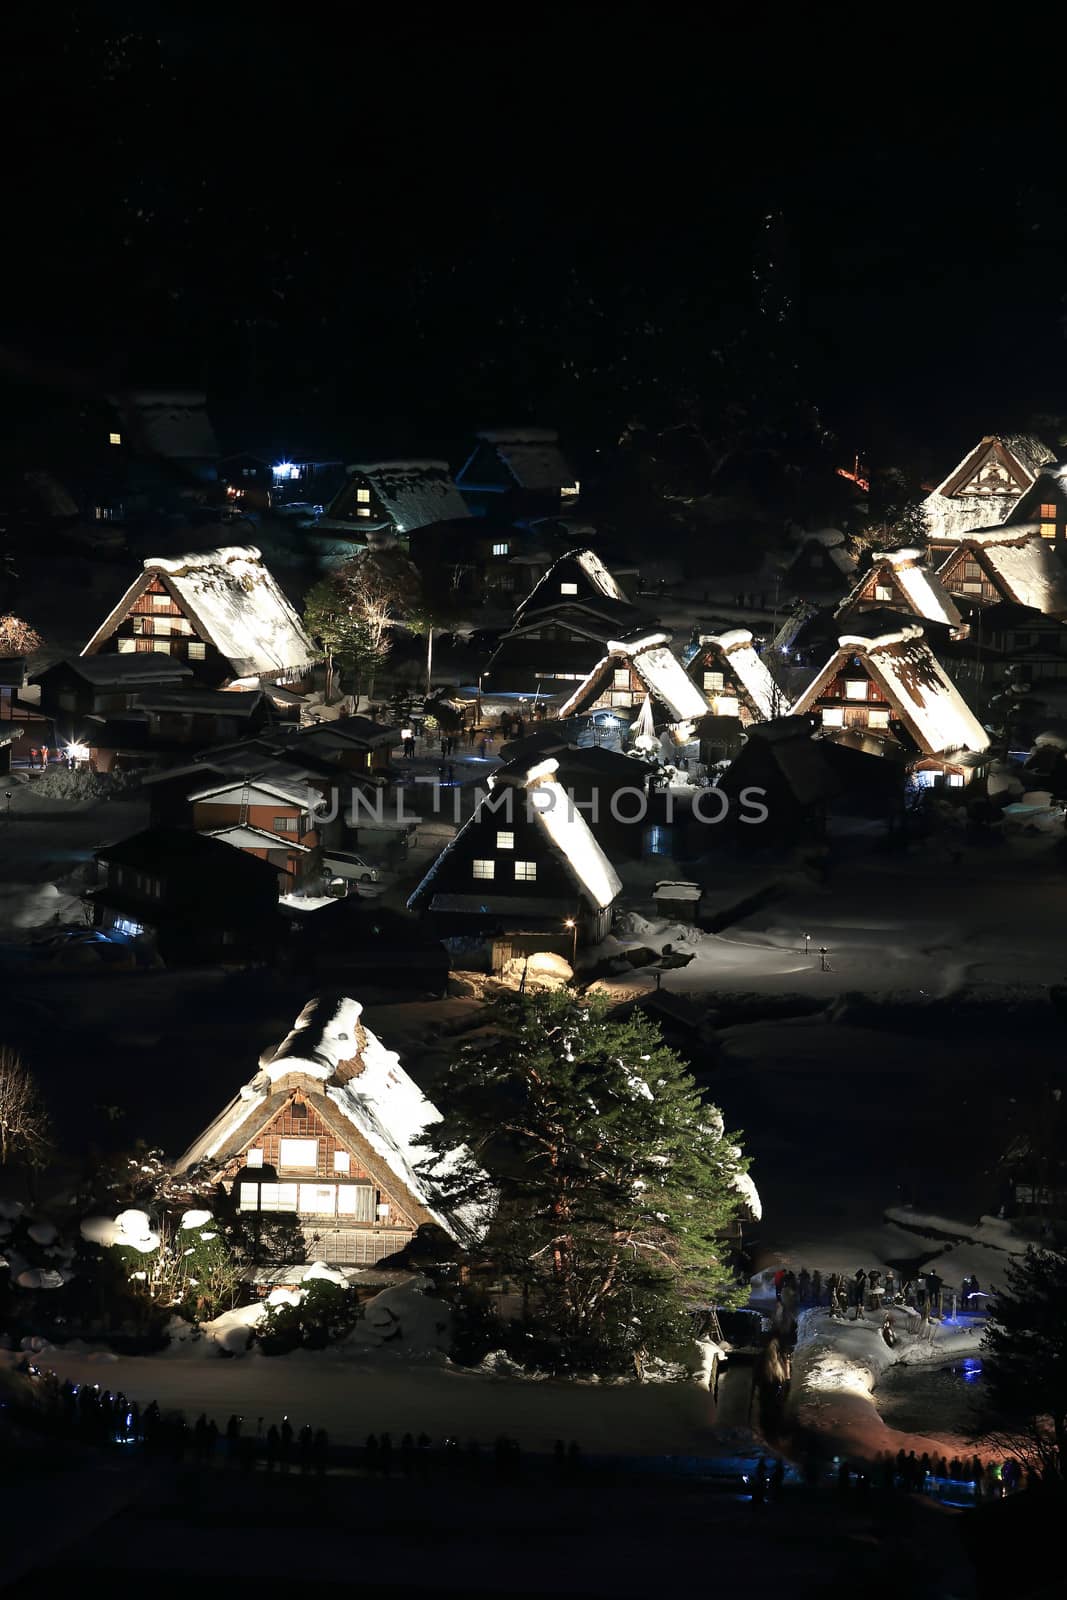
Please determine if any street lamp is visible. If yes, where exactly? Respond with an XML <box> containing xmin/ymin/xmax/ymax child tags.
<box><xmin>563</xmin><ymin>917</ymin><xmax>578</xmax><ymax>968</ymax></box>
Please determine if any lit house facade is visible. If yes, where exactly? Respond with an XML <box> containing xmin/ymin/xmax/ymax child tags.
<box><xmin>935</xmin><ymin>528</ymin><xmax>1067</xmax><ymax>618</ymax></box>
<box><xmin>408</xmin><ymin>756</ymin><xmax>622</xmax><ymax>952</ymax></box>
<box><xmin>836</xmin><ymin>548</ymin><xmax>964</xmax><ymax>633</ymax></box>
<box><xmin>483</xmin><ymin>548</ymin><xmax>642</xmax><ymax>693</ymax></box>
<box><xmin>456</xmin><ymin>428</ymin><xmax>579</xmax><ymax>520</ymax></box>
<box><xmin>320</xmin><ymin>461</ymin><xmax>470</xmax><ymax>543</ymax></box>
<box><xmin>684</xmin><ymin>628</ymin><xmax>782</xmax><ymax>723</ymax></box>
<box><xmin>190</xmin><ymin>777</ymin><xmax>324</xmax><ymax>887</ymax></box>
<box><xmin>174</xmin><ymin>996</ymin><xmax>487</xmax><ymax>1267</ymax></box>
<box><xmin>81</xmin><ymin>546</ymin><xmax>318</xmax><ymax>689</ymax></box>
<box><xmin>791</xmin><ymin>622</ymin><xmax>990</xmax><ymax>787</ymax></box>
<box><xmin>923</xmin><ymin>434</ymin><xmax>1055</xmax><ymax>553</ymax></box>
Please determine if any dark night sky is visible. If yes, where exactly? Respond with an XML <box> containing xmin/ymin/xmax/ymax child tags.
<box><xmin>6</xmin><ymin>9</ymin><xmax>1067</xmax><ymax>471</ymax></box>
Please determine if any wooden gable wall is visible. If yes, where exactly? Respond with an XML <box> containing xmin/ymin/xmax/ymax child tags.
<box><xmin>221</xmin><ymin>1092</ymin><xmax>421</xmax><ymax>1235</ymax></box>
<box><xmin>937</xmin><ymin>548</ymin><xmax>1003</xmax><ymax>605</ymax></box>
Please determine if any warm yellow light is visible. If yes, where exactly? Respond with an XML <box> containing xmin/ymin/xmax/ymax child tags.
<box><xmin>563</xmin><ymin>918</ymin><xmax>575</xmax><ymax>929</ymax></box>
<box><xmin>109</xmin><ymin>431</ymin><xmax>122</xmax><ymax>446</ymax></box>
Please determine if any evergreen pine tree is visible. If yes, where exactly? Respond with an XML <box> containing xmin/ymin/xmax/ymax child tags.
<box><xmin>983</xmin><ymin>1246</ymin><xmax>1067</xmax><ymax>1474</ymax></box>
<box><xmin>418</xmin><ymin>991</ymin><xmax>754</xmax><ymax>1374</ymax></box>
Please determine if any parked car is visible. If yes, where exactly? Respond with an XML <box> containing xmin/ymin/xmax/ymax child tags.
<box><xmin>321</xmin><ymin>850</ymin><xmax>379</xmax><ymax>884</ymax></box>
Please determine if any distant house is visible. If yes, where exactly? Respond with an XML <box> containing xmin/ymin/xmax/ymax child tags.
<box><xmin>32</xmin><ymin>655</ymin><xmax>192</xmax><ymax>720</ymax></box>
<box><xmin>408</xmin><ymin>755</ymin><xmax>622</xmax><ymax>959</ymax></box>
<box><xmin>191</xmin><ymin>777</ymin><xmax>324</xmax><ymax>887</ymax></box>
<box><xmin>557</xmin><ymin>631</ymin><xmax>709</xmax><ymax>750</ymax></box>
<box><xmin>133</xmin><ymin>688</ymin><xmax>271</xmax><ymax>746</ymax></box>
<box><xmin>220</xmin><ymin>453</ymin><xmax>345</xmax><ymax>511</ymax></box>
<box><xmin>836</xmin><ymin>548</ymin><xmax>964</xmax><ymax>633</ymax></box>
<box><xmin>483</xmin><ymin>548</ymin><xmax>643</xmax><ymax>694</ymax></box>
<box><xmin>935</xmin><ymin>528</ymin><xmax>1067</xmax><ymax>618</ymax></box>
<box><xmin>173</xmin><ymin>995</ymin><xmax>489</xmax><ymax>1265</ymax></box>
<box><xmin>791</xmin><ymin>618</ymin><xmax>990</xmax><ymax>787</ymax></box>
<box><xmin>456</xmin><ymin>428</ymin><xmax>579</xmax><ymax>520</ymax></box>
<box><xmin>685</xmin><ymin>629</ymin><xmax>782</xmax><ymax>722</ymax></box>
<box><xmin>1002</xmin><ymin>468</ymin><xmax>1067</xmax><ymax>555</ymax></box>
<box><xmin>332</xmin><ymin>461</ymin><xmax>469</xmax><ymax>535</ymax></box>
<box><xmin>80</xmin><ymin>545</ymin><xmax>318</xmax><ymax>688</ymax></box>
<box><xmin>781</xmin><ymin>529</ymin><xmax>857</xmax><ymax>595</ymax></box>
<box><xmin>495</xmin><ymin>738</ymin><xmax>657</xmax><ymax>859</ymax></box>
<box><xmin>89</xmin><ymin>827</ymin><xmax>282</xmax><ymax>962</ymax></box>
<box><xmin>716</xmin><ymin>715</ymin><xmax>904</xmax><ymax>843</ymax></box>
<box><xmin>977</xmin><ymin>603</ymin><xmax>1067</xmax><ymax>689</ymax></box>
<box><xmin>923</xmin><ymin>434</ymin><xmax>1055</xmax><ymax>550</ymax></box>
<box><xmin>110</xmin><ymin>389</ymin><xmax>219</xmax><ymax>486</ymax></box>
<box><xmin>406</xmin><ymin>518</ymin><xmax>555</xmax><ymax>606</ymax></box>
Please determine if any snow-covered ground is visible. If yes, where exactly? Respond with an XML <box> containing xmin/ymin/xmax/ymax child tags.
<box><xmin>25</xmin><ymin>1345</ymin><xmax>721</xmax><ymax>1454</ymax></box>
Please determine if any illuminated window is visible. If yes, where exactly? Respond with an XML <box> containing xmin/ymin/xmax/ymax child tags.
<box><xmin>492</xmin><ymin>542</ymin><xmax>510</xmax><ymax>556</ymax></box>
<box><xmin>246</xmin><ymin>1148</ymin><xmax>264</xmax><ymax>1168</ymax></box>
<box><xmin>716</xmin><ymin>695</ymin><xmax>739</xmax><ymax>717</ymax></box>
<box><xmin>472</xmin><ymin>859</ymin><xmax>494</xmax><ymax>880</ymax></box>
<box><xmin>152</xmin><ymin>639</ymin><xmax>170</xmax><ymax>654</ymax></box>
<box><xmin>334</xmin><ymin>1151</ymin><xmax>350</xmax><ymax>1174</ymax></box>
<box><xmin>496</xmin><ymin>831</ymin><xmax>514</xmax><ymax>849</ymax></box>
<box><xmin>562</xmin><ymin>481</ymin><xmax>580</xmax><ymax>497</ymax></box>
<box><xmin>278</xmin><ymin>1137</ymin><xmax>318</xmax><ymax>1170</ymax></box>
<box><xmin>117</xmin><ymin>638</ymin><xmax>136</xmax><ymax>653</ymax></box>
<box><xmin>188</xmin><ymin>642</ymin><xmax>206</xmax><ymax>660</ymax></box>
<box><xmin>703</xmin><ymin>670</ymin><xmax>724</xmax><ymax>692</ymax></box>
<box><xmin>560</xmin><ymin>582</ymin><xmax>578</xmax><ymax>595</ymax></box>
<box><xmin>611</xmin><ymin>691</ymin><xmax>633</xmax><ymax>707</ymax></box>
<box><xmin>613</xmin><ymin>668</ymin><xmax>630</xmax><ymax>688</ymax></box>
<box><xmin>947</xmin><ymin>773</ymin><xmax>964</xmax><ymax>787</ymax></box>
<box><xmin>845</xmin><ymin>679</ymin><xmax>868</xmax><ymax>700</ymax></box>
<box><xmin>874</xmin><ymin>585</ymin><xmax>892</xmax><ymax>601</ymax></box>
<box><xmin>109</xmin><ymin>431</ymin><xmax>121</xmax><ymax>446</ymax></box>
<box><xmin>514</xmin><ymin>860</ymin><xmax>537</xmax><ymax>881</ymax></box>
<box><xmin>356</xmin><ymin>488</ymin><xmax>371</xmax><ymax>503</ymax></box>
<box><xmin>337</xmin><ymin>1184</ymin><xmax>375</xmax><ymax>1220</ymax></box>
<box><xmin>821</xmin><ymin>707</ymin><xmax>845</xmax><ymax>728</ymax></box>
<box><xmin>962</xmin><ymin>582</ymin><xmax>982</xmax><ymax>594</ymax></box>
<box><xmin>868</xmin><ymin>709</ymin><xmax>890</xmax><ymax>729</ymax></box>
<box><xmin>963</xmin><ymin>561</ymin><xmax>981</xmax><ymax>579</ymax></box>
<box><xmin>1040</xmin><ymin>503</ymin><xmax>1057</xmax><ymax>518</ymax></box>
<box><xmin>1041</xmin><ymin>522</ymin><xmax>1057</xmax><ymax>541</ymax></box>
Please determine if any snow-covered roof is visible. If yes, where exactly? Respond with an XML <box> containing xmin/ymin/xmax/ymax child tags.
<box><xmin>931</xmin><ymin>433</ymin><xmax>1054</xmax><ymax>499</ymax></box>
<box><xmin>135</xmin><ymin>688</ymin><xmax>265</xmax><ymax>716</ymax></box>
<box><xmin>924</xmin><ymin>435</ymin><xmax>1054</xmax><ymax>542</ymax></box>
<box><xmin>837</xmin><ymin>548</ymin><xmax>963</xmax><ymax>630</ymax></box>
<box><xmin>793</xmin><ymin>625</ymin><xmax>989</xmax><ymax>758</ymax></box>
<box><xmin>40</xmin><ymin>655</ymin><xmax>193</xmax><ymax>687</ymax></box>
<box><xmin>789</xmin><ymin>529</ymin><xmax>856</xmax><ymax>577</ymax></box>
<box><xmin>346</xmin><ymin>461</ymin><xmax>470</xmax><ymax>532</ymax></box>
<box><xmin>699</xmin><ymin>629</ymin><xmax>780</xmax><ymax>720</ymax></box>
<box><xmin>113</xmin><ymin>389</ymin><xmax>218</xmax><ymax>461</ymax></box>
<box><xmin>516</xmin><ymin>548</ymin><xmax>630</xmax><ymax>617</ymax></box>
<box><xmin>516</xmin><ymin>758</ymin><xmax>622</xmax><ymax>909</ymax></box>
<box><xmin>557</xmin><ymin>632</ymin><xmax>708</xmax><ymax>724</ymax></box>
<box><xmin>191</xmin><ymin>777</ymin><xmax>319</xmax><ymax>810</ymax></box>
<box><xmin>472</xmin><ymin>429</ymin><xmax>577</xmax><ymax>491</ymax></box>
<box><xmin>208</xmin><ymin>824</ymin><xmax>312</xmax><ymax>853</ymax></box>
<box><xmin>943</xmin><ymin>528</ymin><xmax>1067</xmax><ymax>615</ymax></box>
<box><xmin>575</xmin><ymin>549</ymin><xmax>625</xmax><ymax>601</ymax></box>
<box><xmin>82</xmin><ymin>546</ymin><xmax>318</xmax><ymax>680</ymax></box>
<box><xmin>174</xmin><ymin>996</ymin><xmax>488</xmax><ymax>1248</ymax></box>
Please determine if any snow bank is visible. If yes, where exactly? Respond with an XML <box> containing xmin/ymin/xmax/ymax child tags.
<box><xmin>80</xmin><ymin>1210</ymin><xmax>160</xmax><ymax>1253</ymax></box>
<box><xmin>179</xmin><ymin>1209</ymin><xmax>213</xmax><ymax>1230</ymax></box>
<box><xmin>0</xmin><ymin>881</ymin><xmax>84</xmax><ymax>930</ymax></box>
<box><xmin>501</xmin><ymin>950</ymin><xmax>573</xmax><ymax>989</ymax></box>
<box><xmin>346</xmin><ymin>1278</ymin><xmax>452</xmax><ymax>1358</ymax></box>
<box><xmin>201</xmin><ymin>1302</ymin><xmax>266</xmax><ymax>1354</ymax></box>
